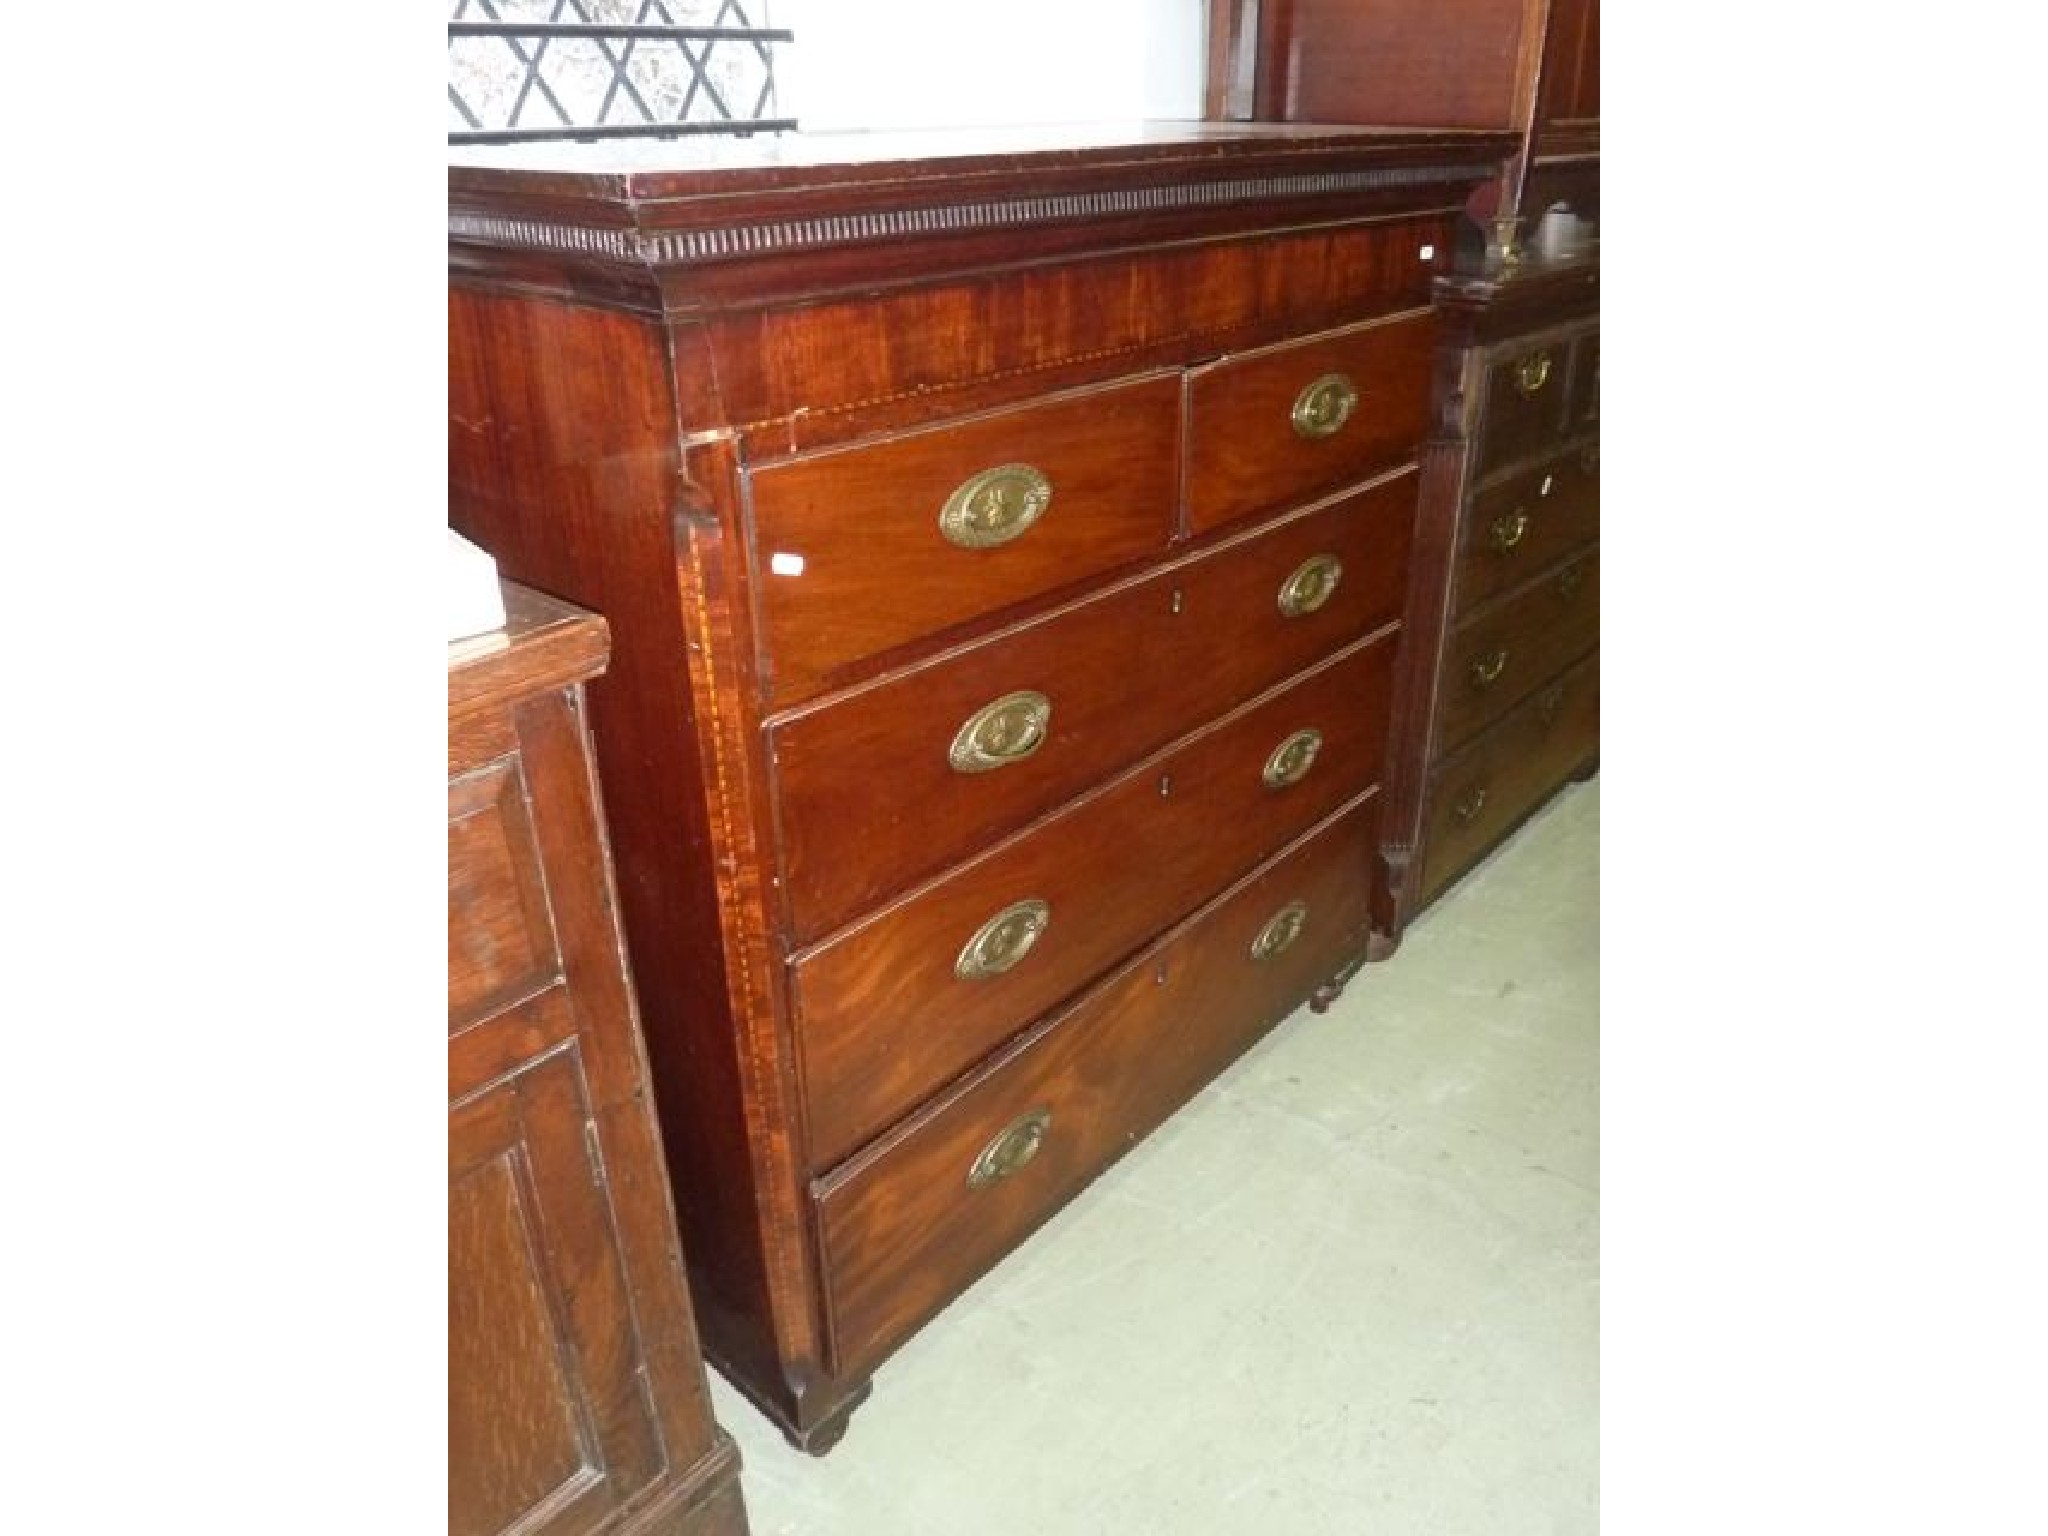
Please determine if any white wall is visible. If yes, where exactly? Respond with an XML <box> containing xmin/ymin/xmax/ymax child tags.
<box><xmin>772</xmin><ymin>0</ymin><xmax>1205</xmax><ymax>132</ymax></box>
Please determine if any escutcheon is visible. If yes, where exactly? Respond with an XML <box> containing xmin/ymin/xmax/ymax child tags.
<box><xmin>1262</xmin><ymin>729</ymin><xmax>1324</xmax><ymax>789</ymax></box>
<box><xmin>1291</xmin><ymin>373</ymin><xmax>1359</xmax><ymax>440</ymax></box>
<box><xmin>938</xmin><ymin>463</ymin><xmax>1052</xmax><ymax>549</ymax></box>
<box><xmin>949</xmin><ymin>690</ymin><xmax>1052</xmax><ymax>773</ymax></box>
<box><xmin>955</xmin><ymin>899</ymin><xmax>1052</xmax><ymax>981</ymax></box>
<box><xmin>967</xmin><ymin>1108</ymin><xmax>1052</xmax><ymax>1190</ymax></box>
<box><xmin>1249</xmin><ymin>899</ymin><xmax>1309</xmax><ymax>963</ymax></box>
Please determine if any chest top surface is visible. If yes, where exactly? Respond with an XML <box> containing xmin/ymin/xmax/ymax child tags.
<box><xmin>448</xmin><ymin>120</ymin><xmax>1520</xmax><ymax>313</ymax></box>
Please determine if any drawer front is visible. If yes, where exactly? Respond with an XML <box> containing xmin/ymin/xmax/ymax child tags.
<box><xmin>770</xmin><ymin>472</ymin><xmax>1416</xmax><ymax>943</ymax></box>
<box><xmin>814</xmin><ymin>796</ymin><xmax>1379</xmax><ymax>1377</ymax></box>
<box><xmin>793</xmin><ymin>630</ymin><xmax>1399</xmax><ymax>1168</ymax></box>
<box><xmin>1453</xmin><ymin>439</ymin><xmax>1599</xmax><ymax>617</ymax></box>
<box><xmin>1474</xmin><ymin>336</ymin><xmax>1573</xmax><ymax>477</ymax></box>
<box><xmin>1567</xmin><ymin>329</ymin><xmax>1599</xmax><ymax>434</ymax></box>
<box><xmin>746</xmin><ymin>375</ymin><xmax>1182</xmax><ymax>705</ymax></box>
<box><xmin>1185</xmin><ymin>310</ymin><xmax>1434</xmax><ymax>535</ymax></box>
<box><xmin>1421</xmin><ymin>651</ymin><xmax>1598</xmax><ymax>902</ymax></box>
<box><xmin>1436</xmin><ymin>547</ymin><xmax>1599</xmax><ymax>754</ymax></box>
<box><xmin>449</xmin><ymin>757</ymin><xmax>560</xmax><ymax>1032</ymax></box>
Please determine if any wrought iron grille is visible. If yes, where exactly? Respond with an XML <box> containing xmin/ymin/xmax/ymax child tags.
<box><xmin>448</xmin><ymin>0</ymin><xmax>794</xmax><ymax>145</ymax></box>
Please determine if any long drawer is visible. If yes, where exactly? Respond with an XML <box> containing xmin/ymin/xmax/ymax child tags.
<box><xmin>746</xmin><ymin>374</ymin><xmax>1183</xmax><ymax>705</ymax></box>
<box><xmin>792</xmin><ymin>629</ymin><xmax>1399</xmax><ymax>1167</ymax></box>
<box><xmin>1453</xmin><ymin>439</ymin><xmax>1599</xmax><ymax>617</ymax></box>
<box><xmin>1435</xmin><ymin>546</ymin><xmax>1598</xmax><ymax>754</ymax></box>
<box><xmin>768</xmin><ymin>472</ymin><xmax>1417</xmax><ymax>942</ymax></box>
<box><xmin>1185</xmin><ymin>310</ymin><xmax>1434</xmax><ymax>536</ymax></box>
<box><xmin>813</xmin><ymin>794</ymin><xmax>1380</xmax><ymax>1378</ymax></box>
<box><xmin>1420</xmin><ymin>651</ymin><xmax>1599</xmax><ymax>903</ymax></box>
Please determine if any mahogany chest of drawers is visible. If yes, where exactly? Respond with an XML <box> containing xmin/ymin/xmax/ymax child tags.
<box><xmin>448</xmin><ymin>584</ymin><xmax>748</xmax><ymax>1535</ymax></box>
<box><xmin>1384</xmin><ymin>259</ymin><xmax>1600</xmax><ymax>927</ymax></box>
<box><xmin>448</xmin><ymin>124</ymin><xmax>1519</xmax><ymax>1451</ymax></box>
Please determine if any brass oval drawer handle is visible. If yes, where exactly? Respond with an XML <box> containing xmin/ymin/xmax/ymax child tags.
<box><xmin>1452</xmin><ymin>786</ymin><xmax>1489</xmax><ymax>824</ymax></box>
<box><xmin>1262</xmin><ymin>728</ymin><xmax>1324</xmax><ymax>790</ymax></box>
<box><xmin>1538</xmin><ymin>685</ymin><xmax>1567</xmax><ymax>729</ymax></box>
<box><xmin>955</xmin><ymin>899</ymin><xmax>1051</xmax><ymax>982</ymax></box>
<box><xmin>1291</xmin><ymin>373</ymin><xmax>1359</xmax><ymax>440</ymax></box>
<box><xmin>967</xmin><ymin>1108</ymin><xmax>1051</xmax><ymax>1190</ymax></box>
<box><xmin>1579</xmin><ymin>442</ymin><xmax>1599</xmax><ymax>475</ymax></box>
<box><xmin>1513</xmin><ymin>350</ymin><xmax>1554</xmax><ymax>397</ymax></box>
<box><xmin>1489</xmin><ymin>509</ymin><xmax>1530</xmax><ymax>554</ymax></box>
<box><xmin>1249</xmin><ymin>899</ymin><xmax>1309</xmax><ymax>963</ymax></box>
<box><xmin>1557</xmin><ymin>563</ymin><xmax>1588</xmax><ymax>601</ymax></box>
<box><xmin>938</xmin><ymin>463</ymin><xmax>1052</xmax><ymax>549</ymax></box>
<box><xmin>1470</xmin><ymin>648</ymin><xmax>1510</xmax><ymax>687</ymax></box>
<box><xmin>1276</xmin><ymin>553</ymin><xmax>1344</xmax><ymax>619</ymax></box>
<box><xmin>949</xmin><ymin>690</ymin><xmax>1052</xmax><ymax>774</ymax></box>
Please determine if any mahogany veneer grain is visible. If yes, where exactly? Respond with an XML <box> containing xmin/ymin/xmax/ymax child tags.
<box><xmin>449</xmin><ymin>125</ymin><xmax>1520</xmax><ymax>1452</ymax></box>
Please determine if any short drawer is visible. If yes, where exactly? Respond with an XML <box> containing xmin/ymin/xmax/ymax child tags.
<box><xmin>1420</xmin><ymin>651</ymin><xmax>1598</xmax><ymax>903</ymax></box>
<box><xmin>813</xmin><ymin>795</ymin><xmax>1379</xmax><ymax>1377</ymax></box>
<box><xmin>793</xmin><ymin>629</ymin><xmax>1399</xmax><ymax>1167</ymax></box>
<box><xmin>1185</xmin><ymin>310</ymin><xmax>1434</xmax><ymax>535</ymax></box>
<box><xmin>746</xmin><ymin>374</ymin><xmax>1182</xmax><ymax>706</ymax></box>
<box><xmin>1436</xmin><ymin>546</ymin><xmax>1599</xmax><ymax>754</ymax></box>
<box><xmin>769</xmin><ymin>471</ymin><xmax>1417</xmax><ymax>942</ymax></box>
<box><xmin>1474</xmin><ymin>335</ymin><xmax>1574</xmax><ymax>477</ymax></box>
<box><xmin>1453</xmin><ymin>440</ymin><xmax>1599</xmax><ymax>617</ymax></box>
<box><xmin>448</xmin><ymin>757</ymin><xmax>560</xmax><ymax>1032</ymax></box>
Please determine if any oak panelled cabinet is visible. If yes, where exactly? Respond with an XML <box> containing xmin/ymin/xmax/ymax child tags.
<box><xmin>448</xmin><ymin>124</ymin><xmax>1520</xmax><ymax>1451</ymax></box>
<box><xmin>449</xmin><ymin>584</ymin><xmax>749</xmax><ymax>1534</ymax></box>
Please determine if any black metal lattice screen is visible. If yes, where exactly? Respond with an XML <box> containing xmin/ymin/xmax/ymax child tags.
<box><xmin>448</xmin><ymin>0</ymin><xmax>794</xmax><ymax>145</ymax></box>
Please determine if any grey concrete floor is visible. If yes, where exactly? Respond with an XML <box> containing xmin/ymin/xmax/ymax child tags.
<box><xmin>708</xmin><ymin>780</ymin><xmax>1599</xmax><ymax>1535</ymax></box>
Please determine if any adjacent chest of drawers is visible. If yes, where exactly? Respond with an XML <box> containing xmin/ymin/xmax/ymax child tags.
<box><xmin>448</xmin><ymin>124</ymin><xmax>1518</xmax><ymax>1452</ymax></box>
<box><xmin>1383</xmin><ymin>260</ymin><xmax>1600</xmax><ymax>928</ymax></box>
<box><xmin>448</xmin><ymin>585</ymin><xmax>749</xmax><ymax>1535</ymax></box>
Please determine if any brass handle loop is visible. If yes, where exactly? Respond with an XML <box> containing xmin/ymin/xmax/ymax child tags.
<box><xmin>968</xmin><ymin>1108</ymin><xmax>1052</xmax><ymax>1190</ymax></box>
<box><xmin>1277</xmin><ymin>554</ymin><xmax>1344</xmax><ymax>619</ymax></box>
<box><xmin>949</xmin><ymin>690</ymin><xmax>1051</xmax><ymax>774</ymax></box>
<box><xmin>955</xmin><ymin>899</ymin><xmax>1052</xmax><ymax>982</ymax></box>
<box><xmin>1249</xmin><ymin>900</ymin><xmax>1309</xmax><ymax>963</ymax></box>
<box><xmin>1489</xmin><ymin>510</ymin><xmax>1531</xmax><ymax>554</ymax></box>
<box><xmin>1470</xmin><ymin>649</ymin><xmax>1510</xmax><ymax>687</ymax></box>
<box><xmin>938</xmin><ymin>463</ymin><xmax>1052</xmax><ymax>549</ymax></box>
<box><xmin>1453</xmin><ymin>787</ymin><xmax>1489</xmax><ymax>824</ymax></box>
<box><xmin>1514</xmin><ymin>350</ymin><xmax>1554</xmax><ymax>397</ymax></box>
<box><xmin>1263</xmin><ymin>729</ymin><xmax>1324</xmax><ymax>790</ymax></box>
<box><xmin>1557</xmin><ymin>563</ymin><xmax>1588</xmax><ymax>601</ymax></box>
<box><xmin>1291</xmin><ymin>373</ymin><xmax>1359</xmax><ymax>440</ymax></box>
